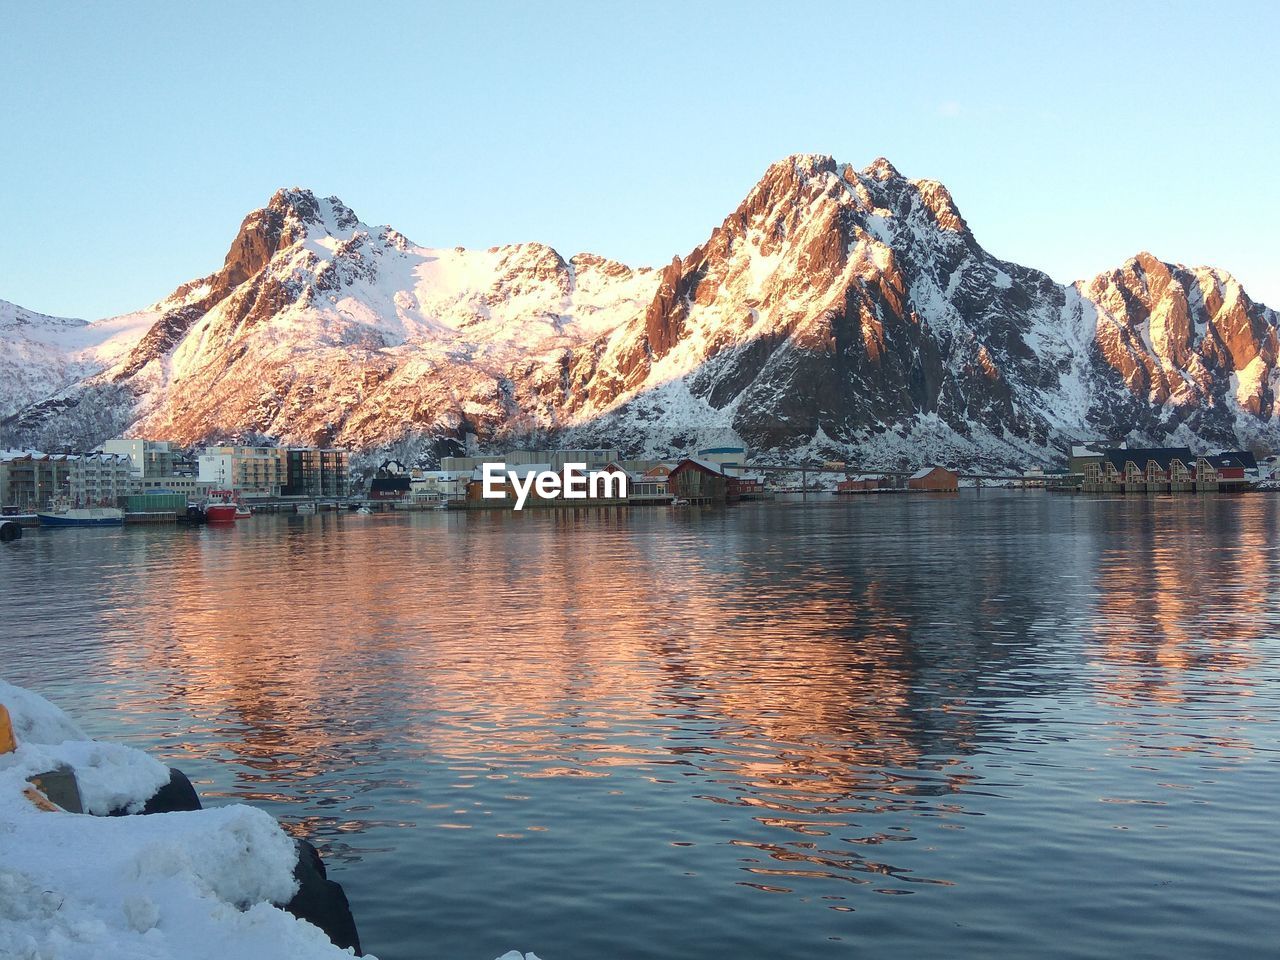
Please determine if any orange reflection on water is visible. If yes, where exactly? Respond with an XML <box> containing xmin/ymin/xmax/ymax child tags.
<box><xmin>1087</xmin><ymin>497</ymin><xmax>1270</xmax><ymax>712</ymax></box>
<box><xmin>88</xmin><ymin>495</ymin><xmax>1280</xmax><ymax>900</ymax></box>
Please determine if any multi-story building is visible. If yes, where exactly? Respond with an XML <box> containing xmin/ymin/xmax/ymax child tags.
<box><xmin>0</xmin><ymin>452</ymin><xmax>75</xmax><ymax>510</ymax></box>
<box><xmin>281</xmin><ymin>448</ymin><xmax>351</xmax><ymax>498</ymax></box>
<box><xmin>69</xmin><ymin>453</ymin><xmax>138</xmax><ymax>506</ymax></box>
<box><xmin>138</xmin><ymin>476</ymin><xmax>212</xmax><ymax>499</ymax></box>
<box><xmin>198</xmin><ymin>446</ymin><xmax>288</xmax><ymax>498</ymax></box>
<box><xmin>98</xmin><ymin>439</ymin><xmax>177</xmax><ymax>481</ymax></box>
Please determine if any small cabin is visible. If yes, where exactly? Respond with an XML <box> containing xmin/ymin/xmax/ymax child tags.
<box><xmin>907</xmin><ymin>466</ymin><xmax>959</xmax><ymax>492</ymax></box>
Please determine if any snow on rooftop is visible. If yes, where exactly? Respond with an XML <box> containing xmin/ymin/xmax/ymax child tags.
<box><xmin>681</xmin><ymin>457</ymin><xmax>731</xmax><ymax>476</ymax></box>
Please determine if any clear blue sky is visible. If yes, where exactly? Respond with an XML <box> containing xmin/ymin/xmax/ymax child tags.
<box><xmin>4</xmin><ymin>1</ymin><xmax>1277</xmax><ymax>318</ymax></box>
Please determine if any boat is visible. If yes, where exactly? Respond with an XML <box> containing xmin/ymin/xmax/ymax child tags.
<box><xmin>203</xmin><ymin>490</ymin><xmax>239</xmax><ymax>524</ymax></box>
<box><xmin>37</xmin><ymin>501</ymin><xmax>124</xmax><ymax>527</ymax></box>
<box><xmin>234</xmin><ymin>503</ymin><xmax>252</xmax><ymax>519</ymax></box>
<box><xmin>295</xmin><ymin>502</ymin><xmax>316</xmax><ymax>515</ymax></box>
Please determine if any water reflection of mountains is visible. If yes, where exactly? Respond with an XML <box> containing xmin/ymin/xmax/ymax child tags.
<box><xmin>94</xmin><ymin>493</ymin><xmax>1276</xmax><ymax>889</ymax></box>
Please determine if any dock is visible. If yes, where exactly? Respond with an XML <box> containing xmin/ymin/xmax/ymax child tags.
<box><xmin>123</xmin><ymin>511</ymin><xmax>179</xmax><ymax>524</ymax></box>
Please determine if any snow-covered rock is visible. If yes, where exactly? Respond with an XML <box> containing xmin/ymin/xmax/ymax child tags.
<box><xmin>0</xmin><ymin>681</ymin><xmax>537</xmax><ymax>960</ymax></box>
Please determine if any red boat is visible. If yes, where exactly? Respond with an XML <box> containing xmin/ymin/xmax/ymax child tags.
<box><xmin>203</xmin><ymin>490</ymin><xmax>239</xmax><ymax>524</ymax></box>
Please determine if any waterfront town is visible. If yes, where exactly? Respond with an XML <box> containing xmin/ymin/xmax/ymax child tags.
<box><xmin>0</xmin><ymin>434</ymin><xmax>1276</xmax><ymax>529</ymax></box>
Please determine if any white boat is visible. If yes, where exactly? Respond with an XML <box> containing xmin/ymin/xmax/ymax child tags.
<box><xmin>234</xmin><ymin>503</ymin><xmax>252</xmax><ymax>519</ymax></box>
<box><xmin>38</xmin><ymin>504</ymin><xmax>124</xmax><ymax>527</ymax></box>
<box><xmin>295</xmin><ymin>502</ymin><xmax>316</xmax><ymax>515</ymax></box>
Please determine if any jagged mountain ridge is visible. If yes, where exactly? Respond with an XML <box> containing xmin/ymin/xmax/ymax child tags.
<box><xmin>4</xmin><ymin>155</ymin><xmax>1278</xmax><ymax>467</ymax></box>
<box><xmin>560</xmin><ymin>155</ymin><xmax>1279</xmax><ymax>463</ymax></box>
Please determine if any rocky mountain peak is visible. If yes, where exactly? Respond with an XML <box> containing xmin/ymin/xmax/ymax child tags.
<box><xmin>265</xmin><ymin>188</ymin><xmax>362</xmax><ymax>236</ymax></box>
<box><xmin>862</xmin><ymin>156</ymin><xmax>901</xmax><ymax>181</ymax></box>
<box><xmin>267</xmin><ymin>187</ymin><xmax>322</xmax><ymax>222</ymax></box>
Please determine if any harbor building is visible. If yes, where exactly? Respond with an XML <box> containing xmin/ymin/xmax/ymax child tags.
<box><xmin>409</xmin><ymin>470</ymin><xmax>469</xmax><ymax>502</ymax></box>
<box><xmin>1067</xmin><ymin>439</ymin><xmax>1125</xmax><ymax>477</ymax></box>
<box><xmin>69</xmin><ymin>453</ymin><xmax>138</xmax><ymax>506</ymax></box>
<box><xmin>908</xmin><ymin>466</ymin><xmax>960</xmax><ymax>491</ymax></box>
<box><xmin>668</xmin><ymin>458</ymin><xmax>732</xmax><ymax>503</ymax></box>
<box><xmin>281</xmin><ymin>448</ymin><xmax>351</xmax><ymax>498</ymax></box>
<box><xmin>1089</xmin><ymin>448</ymin><xmax>1195</xmax><ymax>492</ymax></box>
<box><xmin>0</xmin><ymin>452</ymin><xmax>75</xmax><ymax>511</ymax></box>
<box><xmin>369</xmin><ymin>460</ymin><xmax>412</xmax><ymax>501</ymax></box>
<box><xmin>198</xmin><ymin>446</ymin><xmax>288</xmax><ymax>498</ymax></box>
<box><xmin>100</xmin><ymin>439</ymin><xmax>213</xmax><ymax>499</ymax></box>
<box><xmin>1082</xmin><ymin>448</ymin><xmax>1260</xmax><ymax>493</ymax></box>
<box><xmin>98</xmin><ymin>439</ymin><xmax>177</xmax><ymax>482</ymax></box>
<box><xmin>1194</xmin><ymin>452</ymin><xmax>1258</xmax><ymax>490</ymax></box>
<box><xmin>627</xmin><ymin>463</ymin><xmax>673</xmax><ymax>502</ymax></box>
<box><xmin>668</xmin><ymin>458</ymin><xmax>766</xmax><ymax>503</ymax></box>
<box><xmin>138</xmin><ymin>475</ymin><xmax>211</xmax><ymax>499</ymax></box>
<box><xmin>837</xmin><ymin>474</ymin><xmax>887</xmax><ymax>494</ymax></box>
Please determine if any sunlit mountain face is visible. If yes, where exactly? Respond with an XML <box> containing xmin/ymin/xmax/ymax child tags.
<box><xmin>4</xmin><ymin>157</ymin><xmax>1278</xmax><ymax>468</ymax></box>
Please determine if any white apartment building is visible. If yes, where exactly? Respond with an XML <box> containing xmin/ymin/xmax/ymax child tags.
<box><xmin>198</xmin><ymin>445</ymin><xmax>287</xmax><ymax>498</ymax></box>
<box><xmin>99</xmin><ymin>439</ymin><xmax>177</xmax><ymax>480</ymax></box>
<box><xmin>69</xmin><ymin>453</ymin><xmax>138</xmax><ymax>506</ymax></box>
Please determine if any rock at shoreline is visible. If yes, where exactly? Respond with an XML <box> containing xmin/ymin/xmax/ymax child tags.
<box><xmin>106</xmin><ymin>765</ymin><xmax>203</xmax><ymax>816</ymax></box>
<box><xmin>105</xmin><ymin>768</ymin><xmax>364</xmax><ymax>954</ymax></box>
<box><xmin>142</xmin><ymin>766</ymin><xmax>203</xmax><ymax>815</ymax></box>
<box><xmin>285</xmin><ymin>838</ymin><xmax>363</xmax><ymax>956</ymax></box>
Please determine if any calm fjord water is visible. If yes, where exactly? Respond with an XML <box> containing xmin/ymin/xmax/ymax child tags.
<box><xmin>3</xmin><ymin>492</ymin><xmax>1279</xmax><ymax>959</ymax></box>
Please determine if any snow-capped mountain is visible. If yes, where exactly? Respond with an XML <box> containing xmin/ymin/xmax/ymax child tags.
<box><xmin>555</xmin><ymin>155</ymin><xmax>1280</xmax><ymax>464</ymax></box>
<box><xmin>4</xmin><ymin>156</ymin><xmax>1278</xmax><ymax>467</ymax></box>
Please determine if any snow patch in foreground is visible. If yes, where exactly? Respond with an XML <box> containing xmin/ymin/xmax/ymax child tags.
<box><xmin>0</xmin><ymin>681</ymin><xmax>539</xmax><ymax>960</ymax></box>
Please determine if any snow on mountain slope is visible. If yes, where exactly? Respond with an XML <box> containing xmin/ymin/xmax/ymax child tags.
<box><xmin>4</xmin><ymin>158</ymin><xmax>1278</xmax><ymax>467</ymax></box>
<box><xmin>0</xmin><ymin>299</ymin><xmax>157</xmax><ymax>418</ymax></box>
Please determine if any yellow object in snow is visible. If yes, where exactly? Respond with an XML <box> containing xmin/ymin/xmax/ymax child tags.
<box><xmin>0</xmin><ymin>704</ymin><xmax>16</xmax><ymax>754</ymax></box>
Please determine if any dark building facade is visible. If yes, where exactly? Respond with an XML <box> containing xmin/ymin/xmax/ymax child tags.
<box><xmin>282</xmin><ymin>448</ymin><xmax>351</xmax><ymax>498</ymax></box>
<box><xmin>668</xmin><ymin>459</ymin><xmax>731</xmax><ymax>503</ymax></box>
